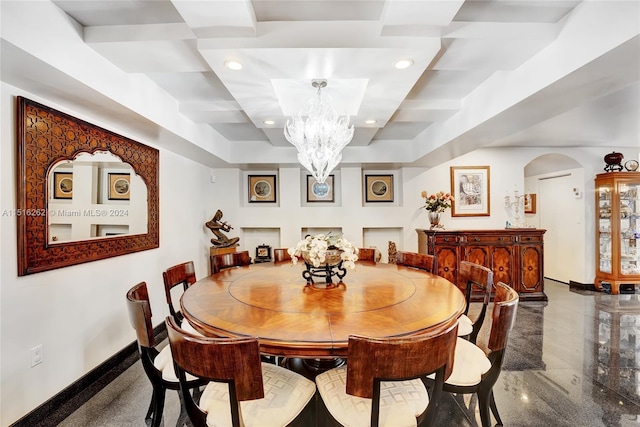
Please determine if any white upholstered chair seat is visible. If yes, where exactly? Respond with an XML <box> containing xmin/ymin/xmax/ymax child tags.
<box><xmin>445</xmin><ymin>338</ymin><xmax>492</xmax><ymax>387</ymax></box>
<box><xmin>180</xmin><ymin>318</ymin><xmax>204</xmax><ymax>336</ymax></box>
<box><xmin>153</xmin><ymin>345</ymin><xmax>197</xmax><ymax>382</ymax></box>
<box><xmin>456</xmin><ymin>314</ymin><xmax>474</xmax><ymax>337</ymax></box>
<box><xmin>315</xmin><ymin>366</ymin><xmax>429</xmax><ymax>427</ymax></box>
<box><xmin>198</xmin><ymin>362</ymin><xmax>316</xmax><ymax>427</ymax></box>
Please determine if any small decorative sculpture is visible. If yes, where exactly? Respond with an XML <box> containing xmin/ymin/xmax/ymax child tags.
<box><xmin>388</xmin><ymin>241</ymin><xmax>397</xmax><ymax>265</ymax></box>
<box><xmin>205</xmin><ymin>210</ymin><xmax>239</xmax><ymax>248</ymax></box>
<box><xmin>604</xmin><ymin>151</ymin><xmax>624</xmax><ymax>172</ymax></box>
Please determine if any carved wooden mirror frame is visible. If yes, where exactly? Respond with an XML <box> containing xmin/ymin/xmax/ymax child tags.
<box><xmin>16</xmin><ymin>97</ymin><xmax>159</xmax><ymax>276</ymax></box>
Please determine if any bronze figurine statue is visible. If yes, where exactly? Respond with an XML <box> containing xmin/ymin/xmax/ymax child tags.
<box><xmin>388</xmin><ymin>241</ymin><xmax>397</xmax><ymax>264</ymax></box>
<box><xmin>206</xmin><ymin>210</ymin><xmax>239</xmax><ymax>247</ymax></box>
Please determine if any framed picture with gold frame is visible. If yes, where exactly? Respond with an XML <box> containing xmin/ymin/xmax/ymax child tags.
<box><xmin>450</xmin><ymin>166</ymin><xmax>490</xmax><ymax>217</ymax></box>
<box><xmin>365</xmin><ymin>174</ymin><xmax>394</xmax><ymax>202</ymax></box>
<box><xmin>307</xmin><ymin>175</ymin><xmax>335</xmax><ymax>202</ymax></box>
<box><xmin>108</xmin><ymin>173</ymin><xmax>130</xmax><ymax>200</ymax></box>
<box><xmin>249</xmin><ymin>175</ymin><xmax>277</xmax><ymax>203</ymax></box>
<box><xmin>53</xmin><ymin>172</ymin><xmax>73</xmax><ymax>199</ymax></box>
<box><xmin>525</xmin><ymin>194</ymin><xmax>536</xmax><ymax>214</ymax></box>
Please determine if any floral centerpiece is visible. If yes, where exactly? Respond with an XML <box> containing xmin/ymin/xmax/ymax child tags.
<box><xmin>421</xmin><ymin>190</ymin><xmax>454</xmax><ymax>212</ymax></box>
<box><xmin>288</xmin><ymin>233</ymin><xmax>359</xmax><ymax>270</ymax></box>
<box><xmin>421</xmin><ymin>191</ymin><xmax>454</xmax><ymax>229</ymax></box>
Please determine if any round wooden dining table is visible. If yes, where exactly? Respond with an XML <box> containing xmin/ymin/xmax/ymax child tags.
<box><xmin>181</xmin><ymin>261</ymin><xmax>465</xmax><ymax>359</ymax></box>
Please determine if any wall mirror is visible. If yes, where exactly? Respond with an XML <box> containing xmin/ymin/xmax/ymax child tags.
<box><xmin>48</xmin><ymin>152</ymin><xmax>147</xmax><ymax>244</ymax></box>
<box><xmin>17</xmin><ymin>97</ymin><xmax>159</xmax><ymax>276</ymax></box>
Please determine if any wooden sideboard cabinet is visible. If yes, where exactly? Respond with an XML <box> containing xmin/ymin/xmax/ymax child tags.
<box><xmin>417</xmin><ymin>229</ymin><xmax>547</xmax><ymax>301</ymax></box>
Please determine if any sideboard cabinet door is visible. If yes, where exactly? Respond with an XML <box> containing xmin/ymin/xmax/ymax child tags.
<box><xmin>516</xmin><ymin>239</ymin><xmax>545</xmax><ymax>295</ymax></box>
<box><xmin>464</xmin><ymin>234</ymin><xmax>515</xmax><ymax>297</ymax></box>
<box><xmin>434</xmin><ymin>244</ymin><xmax>459</xmax><ymax>286</ymax></box>
<box><xmin>492</xmin><ymin>245</ymin><xmax>515</xmax><ymax>287</ymax></box>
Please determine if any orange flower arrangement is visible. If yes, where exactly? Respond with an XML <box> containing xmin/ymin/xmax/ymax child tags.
<box><xmin>421</xmin><ymin>190</ymin><xmax>454</xmax><ymax>213</ymax></box>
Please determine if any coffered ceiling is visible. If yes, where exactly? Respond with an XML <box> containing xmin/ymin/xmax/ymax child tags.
<box><xmin>1</xmin><ymin>1</ymin><xmax>638</xmax><ymax>170</ymax></box>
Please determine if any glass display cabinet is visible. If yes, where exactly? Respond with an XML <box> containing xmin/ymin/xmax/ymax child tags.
<box><xmin>595</xmin><ymin>172</ymin><xmax>640</xmax><ymax>294</ymax></box>
<box><xmin>593</xmin><ymin>293</ymin><xmax>640</xmax><ymax>409</ymax></box>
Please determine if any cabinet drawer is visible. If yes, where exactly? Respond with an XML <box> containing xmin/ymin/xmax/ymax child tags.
<box><xmin>433</xmin><ymin>234</ymin><xmax>458</xmax><ymax>244</ymax></box>
<box><xmin>463</xmin><ymin>235</ymin><xmax>514</xmax><ymax>244</ymax></box>
<box><xmin>519</xmin><ymin>235</ymin><xmax>543</xmax><ymax>243</ymax></box>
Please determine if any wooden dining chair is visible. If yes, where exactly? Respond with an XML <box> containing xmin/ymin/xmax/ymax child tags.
<box><xmin>456</xmin><ymin>260</ymin><xmax>494</xmax><ymax>344</ymax></box>
<box><xmin>357</xmin><ymin>247</ymin><xmax>376</xmax><ymax>263</ymax></box>
<box><xmin>162</xmin><ymin>261</ymin><xmax>202</xmax><ymax>336</ymax></box>
<box><xmin>273</xmin><ymin>248</ymin><xmax>292</xmax><ymax>263</ymax></box>
<box><xmin>211</xmin><ymin>250</ymin><xmax>251</xmax><ymax>273</ymax></box>
<box><xmin>126</xmin><ymin>282</ymin><xmax>204</xmax><ymax>427</ymax></box>
<box><xmin>443</xmin><ymin>281</ymin><xmax>518</xmax><ymax>427</ymax></box>
<box><xmin>165</xmin><ymin>316</ymin><xmax>316</xmax><ymax>427</ymax></box>
<box><xmin>315</xmin><ymin>322</ymin><xmax>458</xmax><ymax>427</ymax></box>
<box><xmin>396</xmin><ymin>251</ymin><xmax>435</xmax><ymax>273</ymax></box>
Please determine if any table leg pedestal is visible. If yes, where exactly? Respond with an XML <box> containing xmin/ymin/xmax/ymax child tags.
<box><xmin>284</xmin><ymin>357</ymin><xmax>346</xmax><ymax>380</ymax></box>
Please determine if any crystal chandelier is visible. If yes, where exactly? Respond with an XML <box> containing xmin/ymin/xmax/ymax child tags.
<box><xmin>284</xmin><ymin>80</ymin><xmax>354</xmax><ymax>184</ymax></box>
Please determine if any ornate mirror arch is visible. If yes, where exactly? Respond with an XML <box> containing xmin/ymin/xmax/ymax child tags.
<box><xmin>16</xmin><ymin>97</ymin><xmax>159</xmax><ymax>276</ymax></box>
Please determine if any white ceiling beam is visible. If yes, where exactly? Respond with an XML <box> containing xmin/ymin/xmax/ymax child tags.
<box><xmin>182</xmin><ymin>110</ymin><xmax>249</xmax><ymax>124</ymax></box>
<box><xmin>179</xmin><ymin>100</ymin><xmax>248</xmax><ymax>124</ymax></box>
<box><xmin>381</xmin><ymin>21</ymin><xmax>559</xmax><ymax>39</ymax></box>
<box><xmin>84</xmin><ymin>23</ymin><xmax>195</xmax><ymax>43</ymax></box>
<box><xmin>400</xmin><ymin>99</ymin><xmax>460</xmax><ymax>110</ymax></box>
<box><xmin>393</xmin><ymin>109</ymin><xmax>457</xmax><ymax>122</ymax></box>
<box><xmin>86</xmin><ymin>39</ymin><xmax>210</xmax><ymax>73</ymax></box>
<box><xmin>197</xmin><ymin>21</ymin><xmax>439</xmax><ymax>49</ymax></box>
<box><xmin>171</xmin><ymin>0</ymin><xmax>257</xmax><ymax>37</ymax></box>
<box><xmin>180</xmin><ymin>99</ymin><xmax>242</xmax><ymax>112</ymax></box>
<box><xmin>380</xmin><ymin>0</ymin><xmax>465</xmax><ymax>26</ymax></box>
<box><xmin>443</xmin><ymin>21</ymin><xmax>559</xmax><ymax>39</ymax></box>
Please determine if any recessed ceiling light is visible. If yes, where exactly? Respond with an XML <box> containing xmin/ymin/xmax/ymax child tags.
<box><xmin>394</xmin><ymin>59</ymin><xmax>414</xmax><ymax>70</ymax></box>
<box><xmin>263</xmin><ymin>120</ymin><xmax>275</xmax><ymax>125</ymax></box>
<box><xmin>224</xmin><ymin>60</ymin><xmax>243</xmax><ymax>71</ymax></box>
<box><xmin>365</xmin><ymin>119</ymin><xmax>377</xmax><ymax>124</ymax></box>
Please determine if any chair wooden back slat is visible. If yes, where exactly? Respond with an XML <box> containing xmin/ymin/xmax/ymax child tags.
<box><xmin>162</xmin><ymin>261</ymin><xmax>196</xmax><ymax>324</ymax></box>
<box><xmin>457</xmin><ymin>261</ymin><xmax>494</xmax><ymax>343</ymax></box>
<box><xmin>396</xmin><ymin>251</ymin><xmax>435</xmax><ymax>273</ymax></box>
<box><xmin>340</xmin><ymin>322</ymin><xmax>458</xmax><ymax>426</ymax></box>
<box><xmin>126</xmin><ymin>282</ymin><xmax>155</xmax><ymax>348</ymax></box>
<box><xmin>211</xmin><ymin>250</ymin><xmax>251</xmax><ymax>273</ymax></box>
<box><xmin>166</xmin><ymin>316</ymin><xmax>264</xmax><ymax>401</ymax></box>
<box><xmin>459</xmin><ymin>260</ymin><xmax>494</xmax><ymax>308</ymax></box>
<box><xmin>487</xmin><ymin>282</ymin><xmax>519</xmax><ymax>352</ymax></box>
<box><xmin>345</xmin><ymin>322</ymin><xmax>458</xmax><ymax>398</ymax></box>
<box><xmin>357</xmin><ymin>248</ymin><xmax>376</xmax><ymax>263</ymax></box>
<box><xmin>273</xmin><ymin>248</ymin><xmax>292</xmax><ymax>263</ymax></box>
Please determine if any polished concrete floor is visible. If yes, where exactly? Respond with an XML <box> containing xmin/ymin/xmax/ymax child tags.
<box><xmin>59</xmin><ymin>280</ymin><xmax>640</xmax><ymax>426</ymax></box>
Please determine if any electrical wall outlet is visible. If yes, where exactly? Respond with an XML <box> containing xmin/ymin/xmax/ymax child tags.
<box><xmin>30</xmin><ymin>344</ymin><xmax>43</xmax><ymax>367</ymax></box>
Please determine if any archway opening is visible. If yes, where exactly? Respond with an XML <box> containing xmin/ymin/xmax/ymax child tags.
<box><xmin>525</xmin><ymin>154</ymin><xmax>586</xmax><ymax>284</ymax></box>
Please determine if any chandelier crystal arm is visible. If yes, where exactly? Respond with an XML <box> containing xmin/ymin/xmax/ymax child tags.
<box><xmin>284</xmin><ymin>80</ymin><xmax>354</xmax><ymax>184</ymax></box>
